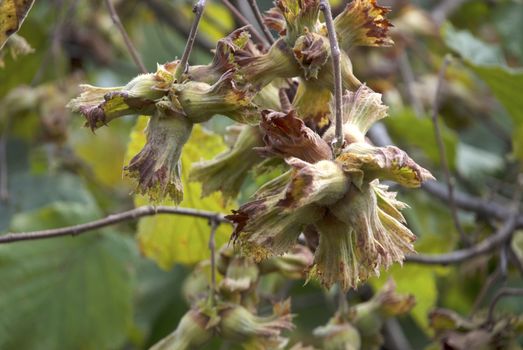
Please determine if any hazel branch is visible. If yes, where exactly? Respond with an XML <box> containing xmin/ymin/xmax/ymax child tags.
<box><xmin>0</xmin><ymin>206</ymin><xmax>230</xmax><ymax>244</ymax></box>
<box><xmin>247</xmin><ymin>0</ymin><xmax>275</xmax><ymax>45</ymax></box>
<box><xmin>486</xmin><ymin>287</ymin><xmax>523</xmax><ymax>326</ymax></box>
<box><xmin>470</xmin><ymin>268</ymin><xmax>501</xmax><ymax>315</ymax></box>
<box><xmin>320</xmin><ymin>0</ymin><xmax>343</xmax><ymax>155</ymax></box>
<box><xmin>0</xmin><ymin>122</ymin><xmax>8</xmax><ymax>202</ymax></box>
<box><xmin>208</xmin><ymin>218</ymin><xmax>219</xmax><ymax>305</ymax></box>
<box><xmin>508</xmin><ymin>246</ymin><xmax>523</xmax><ymax>277</ymax></box>
<box><xmin>104</xmin><ymin>0</ymin><xmax>147</xmax><ymax>74</ymax></box>
<box><xmin>407</xmin><ymin>173</ymin><xmax>523</xmax><ymax>265</ymax></box>
<box><xmin>398</xmin><ymin>52</ymin><xmax>425</xmax><ymax>118</ymax></box>
<box><xmin>175</xmin><ymin>0</ymin><xmax>207</xmax><ymax>80</ymax></box>
<box><xmin>405</xmin><ymin>213</ymin><xmax>518</xmax><ymax>265</ymax></box>
<box><xmin>221</xmin><ymin>0</ymin><xmax>267</xmax><ymax>45</ymax></box>
<box><xmin>431</xmin><ymin>54</ymin><xmax>468</xmax><ymax>244</ymax></box>
<box><xmin>432</xmin><ymin>0</ymin><xmax>472</xmax><ymax>26</ymax></box>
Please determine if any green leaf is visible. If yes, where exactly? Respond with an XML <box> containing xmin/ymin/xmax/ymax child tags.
<box><xmin>493</xmin><ymin>3</ymin><xmax>523</xmax><ymax>63</ymax></box>
<box><xmin>0</xmin><ymin>202</ymin><xmax>135</xmax><ymax>350</ymax></box>
<box><xmin>133</xmin><ymin>262</ymin><xmax>190</xmax><ymax>348</ymax></box>
<box><xmin>456</xmin><ymin>142</ymin><xmax>504</xmax><ymax>183</ymax></box>
<box><xmin>470</xmin><ymin>65</ymin><xmax>523</xmax><ymax>125</ymax></box>
<box><xmin>404</xmin><ymin>192</ymin><xmax>458</xmax><ymax>258</ymax></box>
<box><xmin>443</xmin><ymin>23</ymin><xmax>506</xmax><ymax>66</ymax></box>
<box><xmin>126</xmin><ymin>117</ymin><xmax>235</xmax><ymax>268</ymax></box>
<box><xmin>71</xmin><ymin>118</ymin><xmax>134</xmax><ymax>188</ymax></box>
<box><xmin>443</xmin><ymin>23</ymin><xmax>523</xmax><ymax>159</ymax></box>
<box><xmin>0</xmin><ymin>141</ymin><xmax>98</xmax><ymax>232</ymax></box>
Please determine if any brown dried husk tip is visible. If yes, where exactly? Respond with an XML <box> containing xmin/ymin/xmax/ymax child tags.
<box><xmin>124</xmin><ymin>111</ymin><xmax>193</xmax><ymax>204</ymax></box>
<box><xmin>258</xmin><ymin>109</ymin><xmax>332</xmax><ymax>163</ymax></box>
<box><xmin>67</xmin><ymin>64</ymin><xmax>177</xmax><ymax>130</ymax></box>
<box><xmin>275</xmin><ymin>0</ymin><xmax>321</xmax><ymax>44</ymax></box>
<box><xmin>333</xmin><ymin>0</ymin><xmax>394</xmax><ymax>50</ymax></box>
<box><xmin>187</xmin><ymin>27</ymin><xmax>254</xmax><ymax>84</ymax></box>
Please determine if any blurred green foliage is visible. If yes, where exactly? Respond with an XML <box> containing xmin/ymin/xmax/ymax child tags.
<box><xmin>1</xmin><ymin>0</ymin><xmax>523</xmax><ymax>349</ymax></box>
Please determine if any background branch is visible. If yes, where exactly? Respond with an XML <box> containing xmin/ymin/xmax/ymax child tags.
<box><xmin>431</xmin><ymin>55</ymin><xmax>467</xmax><ymax>244</ymax></box>
<box><xmin>406</xmin><ymin>213</ymin><xmax>518</xmax><ymax>265</ymax></box>
<box><xmin>0</xmin><ymin>206</ymin><xmax>230</xmax><ymax>244</ymax></box>
<box><xmin>208</xmin><ymin>218</ymin><xmax>219</xmax><ymax>305</ymax></box>
<box><xmin>431</xmin><ymin>0</ymin><xmax>472</xmax><ymax>26</ymax></box>
<box><xmin>398</xmin><ymin>51</ymin><xmax>424</xmax><ymax>118</ymax></box>
<box><xmin>407</xmin><ymin>173</ymin><xmax>522</xmax><ymax>265</ymax></box>
<box><xmin>105</xmin><ymin>0</ymin><xmax>147</xmax><ymax>74</ymax></box>
<box><xmin>247</xmin><ymin>0</ymin><xmax>274</xmax><ymax>45</ymax></box>
<box><xmin>0</xmin><ymin>117</ymin><xmax>9</xmax><ymax>202</ymax></box>
<box><xmin>221</xmin><ymin>0</ymin><xmax>266</xmax><ymax>45</ymax></box>
<box><xmin>143</xmin><ymin>0</ymin><xmax>214</xmax><ymax>51</ymax></box>
<box><xmin>486</xmin><ymin>287</ymin><xmax>523</xmax><ymax>326</ymax></box>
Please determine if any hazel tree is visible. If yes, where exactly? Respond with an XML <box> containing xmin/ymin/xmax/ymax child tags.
<box><xmin>2</xmin><ymin>0</ymin><xmax>523</xmax><ymax>349</ymax></box>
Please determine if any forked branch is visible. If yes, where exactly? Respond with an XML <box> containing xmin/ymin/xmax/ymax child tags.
<box><xmin>319</xmin><ymin>0</ymin><xmax>343</xmax><ymax>155</ymax></box>
<box><xmin>176</xmin><ymin>0</ymin><xmax>207</xmax><ymax>80</ymax></box>
<box><xmin>247</xmin><ymin>0</ymin><xmax>275</xmax><ymax>45</ymax></box>
<box><xmin>221</xmin><ymin>0</ymin><xmax>267</xmax><ymax>45</ymax></box>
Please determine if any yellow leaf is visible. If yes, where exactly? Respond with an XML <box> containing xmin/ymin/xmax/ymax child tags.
<box><xmin>0</xmin><ymin>0</ymin><xmax>35</xmax><ymax>49</ymax></box>
<box><xmin>72</xmin><ymin>120</ymin><xmax>132</xmax><ymax>188</ymax></box>
<box><xmin>126</xmin><ymin>116</ymin><xmax>235</xmax><ymax>268</ymax></box>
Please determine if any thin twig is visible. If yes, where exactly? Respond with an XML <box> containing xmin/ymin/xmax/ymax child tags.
<box><xmin>406</xmin><ymin>214</ymin><xmax>518</xmax><ymax>265</ymax></box>
<box><xmin>320</xmin><ymin>0</ymin><xmax>343</xmax><ymax>155</ymax></box>
<box><xmin>470</xmin><ymin>268</ymin><xmax>501</xmax><ymax>315</ymax></box>
<box><xmin>500</xmin><ymin>242</ymin><xmax>509</xmax><ymax>278</ymax></box>
<box><xmin>431</xmin><ymin>55</ymin><xmax>468</xmax><ymax>245</ymax></box>
<box><xmin>279</xmin><ymin>88</ymin><xmax>292</xmax><ymax>113</ymax></box>
<box><xmin>398</xmin><ymin>51</ymin><xmax>425</xmax><ymax>118</ymax></box>
<box><xmin>31</xmin><ymin>0</ymin><xmax>80</xmax><ymax>86</ymax></box>
<box><xmin>0</xmin><ymin>206</ymin><xmax>230</xmax><ymax>244</ymax></box>
<box><xmin>508</xmin><ymin>246</ymin><xmax>523</xmax><ymax>277</ymax></box>
<box><xmin>384</xmin><ymin>318</ymin><xmax>414</xmax><ymax>350</ymax></box>
<box><xmin>247</xmin><ymin>0</ymin><xmax>274</xmax><ymax>45</ymax></box>
<box><xmin>431</xmin><ymin>0</ymin><xmax>472</xmax><ymax>26</ymax></box>
<box><xmin>486</xmin><ymin>287</ymin><xmax>523</xmax><ymax>326</ymax></box>
<box><xmin>142</xmin><ymin>0</ymin><xmax>214</xmax><ymax>51</ymax></box>
<box><xmin>175</xmin><ymin>0</ymin><xmax>207</xmax><ymax>80</ymax></box>
<box><xmin>104</xmin><ymin>0</ymin><xmax>147</xmax><ymax>74</ymax></box>
<box><xmin>0</xmin><ymin>118</ymin><xmax>9</xmax><ymax>202</ymax></box>
<box><xmin>208</xmin><ymin>218</ymin><xmax>219</xmax><ymax>305</ymax></box>
<box><xmin>221</xmin><ymin>0</ymin><xmax>267</xmax><ymax>45</ymax></box>
<box><xmin>407</xmin><ymin>173</ymin><xmax>523</xmax><ymax>265</ymax></box>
